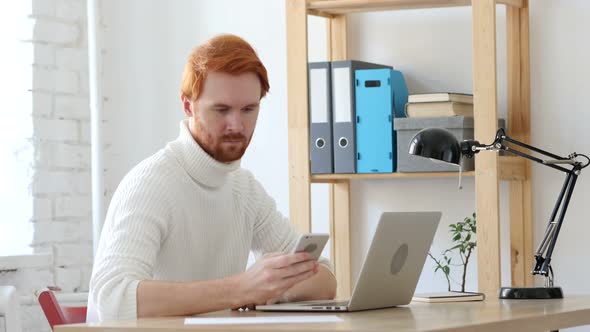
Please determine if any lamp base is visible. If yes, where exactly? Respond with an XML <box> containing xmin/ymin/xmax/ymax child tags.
<box><xmin>499</xmin><ymin>287</ymin><xmax>563</xmax><ymax>299</ymax></box>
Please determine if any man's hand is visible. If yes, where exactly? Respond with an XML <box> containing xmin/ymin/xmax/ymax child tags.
<box><xmin>232</xmin><ymin>252</ymin><xmax>319</xmax><ymax>308</ymax></box>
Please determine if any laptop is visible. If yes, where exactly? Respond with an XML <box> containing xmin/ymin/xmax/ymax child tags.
<box><xmin>257</xmin><ymin>211</ymin><xmax>441</xmax><ymax>312</ymax></box>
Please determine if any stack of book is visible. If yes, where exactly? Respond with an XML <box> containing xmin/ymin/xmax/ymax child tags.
<box><xmin>405</xmin><ymin>93</ymin><xmax>473</xmax><ymax>118</ymax></box>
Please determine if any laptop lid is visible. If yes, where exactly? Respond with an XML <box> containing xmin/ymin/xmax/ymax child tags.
<box><xmin>347</xmin><ymin>211</ymin><xmax>441</xmax><ymax>311</ymax></box>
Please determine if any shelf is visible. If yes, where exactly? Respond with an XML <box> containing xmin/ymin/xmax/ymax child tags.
<box><xmin>287</xmin><ymin>0</ymin><xmax>533</xmax><ymax>299</ymax></box>
<box><xmin>307</xmin><ymin>0</ymin><xmax>523</xmax><ymax>17</ymax></box>
<box><xmin>311</xmin><ymin>156</ymin><xmax>526</xmax><ymax>183</ymax></box>
<box><xmin>312</xmin><ymin>171</ymin><xmax>473</xmax><ymax>182</ymax></box>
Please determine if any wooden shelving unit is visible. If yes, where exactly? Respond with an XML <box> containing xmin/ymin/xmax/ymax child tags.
<box><xmin>286</xmin><ymin>0</ymin><xmax>533</xmax><ymax>298</ymax></box>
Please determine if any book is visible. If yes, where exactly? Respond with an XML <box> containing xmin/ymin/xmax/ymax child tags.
<box><xmin>405</xmin><ymin>101</ymin><xmax>473</xmax><ymax>118</ymax></box>
<box><xmin>408</xmin><ymin>93</ymin><xmax>473</xmax><ymax>104</ymax></box>
<box><xmin>412</xmin><ymin>291</ymin><xmax>485</xmax><ymax>303</ymax></box>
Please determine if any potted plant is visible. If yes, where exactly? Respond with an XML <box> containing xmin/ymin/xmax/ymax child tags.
<box><xmin>428</xmin><ymin>212</ymin><xmax>476</xmax><ymax>292</ymax></box>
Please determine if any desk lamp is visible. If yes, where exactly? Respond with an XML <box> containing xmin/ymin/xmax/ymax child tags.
<box><xmin>408</xmin><ymin>127</ymin><xmax>589</xmax><ymax>299</ymax></box>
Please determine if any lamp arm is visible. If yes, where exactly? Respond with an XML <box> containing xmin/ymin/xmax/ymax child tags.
<box><xmin>495</xmin><ymin>128</ymin><xmax>565</xmax><ymax>160</ymax></box>
<box><xmin>471</xmin><ymin>128</ymin><xmax>575</xmax><ymax>173</ymax></box>
<box><xmin>533</xmin><ymin>171</ymin><xmax>579</xmax><ymax>285</ymax></box>
<box><xmin>464</xmin><ymin>128</ymin><xmax>590</xmax><ymax>286</ymax></box>
<box><xmin>496</xmin><ymin>129</ymin><xmax>575</xmax><ymax>173</ymax></box>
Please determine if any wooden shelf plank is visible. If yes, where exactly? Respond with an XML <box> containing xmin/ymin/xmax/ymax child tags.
<box><xmin>307</xmin><ymin>0</ymin><xmax>523</xmax><ymax>16</ymax></box>
<box><xmin>311</xmin><ymin>156</ymin><xmax>525</xmax><ymax>182</ymax></box>
<box><xmin>312</xmin><ymin>171</ymin><xmax>474</xmax><ymax>182</ymax></box>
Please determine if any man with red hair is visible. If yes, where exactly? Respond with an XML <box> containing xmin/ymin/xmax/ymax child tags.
<box><xmin>87</xmin><ymin>34</ymin><xmax>336</xmax><ymax>321</ymax></box>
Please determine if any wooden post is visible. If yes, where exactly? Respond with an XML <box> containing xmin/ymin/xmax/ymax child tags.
<box><xmin>286</xmin><ymin>0</ymin><xmax>312</xmax><ymax>232</ymax></box>
<box><xmin>330</xmin><ymin>181</ymin><xmax>352</xmax><ymax>299</ymax></box>
<box><xmin>327</xmin><ymin>15</ymin><xmax>347</xmax><ymax>61</ymax></box>
<box><xmin>327</xmin><ymin>15</ymin><xmax>352</xmax><ymax>299</ymax></box>
<box><xmin>507</xmin><ymin>0</ymin><xmax>534</xmax><ymax>287</ymax></box>
<box><xmin>472</xmin><ymin>0</ymin><xmax>502</xmax><ymax>297</ymax></box>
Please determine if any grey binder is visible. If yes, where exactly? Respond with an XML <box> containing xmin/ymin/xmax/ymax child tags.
<box><xmin>331</xmin><ymin>60</ymin><xmax>392</xmax><ymax>173</ymax></box>
<box><xmin>309</xmin><ymin>62</ymin><xmax>334</xmax><ymax>174</ymax></box>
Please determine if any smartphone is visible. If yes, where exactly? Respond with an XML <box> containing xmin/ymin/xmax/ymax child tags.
<box><xmin>290</xmin><ymin>233</ymin><xmax>329</xmax><ymax>260</ymax></box>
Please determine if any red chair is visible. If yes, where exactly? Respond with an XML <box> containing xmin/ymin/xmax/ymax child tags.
<box><xmin>38</xmin><ymin>290</ymin><xmax>87</xmax><ymax>330</ymax></box>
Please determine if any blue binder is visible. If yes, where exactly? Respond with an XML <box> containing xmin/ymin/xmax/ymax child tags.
<box><xmin>390</xmin><ymin>70</ymin><xmax>408</xmax><ymax>119</ymax></box>
<box><xmin>355</xmin><ymin>69</ymin><xmax>395</xmax><ymax>173</ymax></box>
<box><xmin>331</xmin><ymin>61</ymin><xmax>392</xmax><ymax>174</ymax></box>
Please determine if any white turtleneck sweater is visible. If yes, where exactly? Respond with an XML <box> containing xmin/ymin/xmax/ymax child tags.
<box><xmin>87</xmin><ymin>120</ymin><xmax>332</xmax><ymax>322</ymax></box>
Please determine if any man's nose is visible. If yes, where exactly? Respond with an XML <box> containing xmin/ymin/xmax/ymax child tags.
<box><xmin>225</xmin><ymin>111</ymin><xmax>244</xmax><ymax>132</ymax></box>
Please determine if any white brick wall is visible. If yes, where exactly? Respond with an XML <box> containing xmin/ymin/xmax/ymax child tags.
<box><xmin>0</xmin><ymin>0</ymin><xmax>95</xmax><ymax>330</ymax></box>
<box><xmin>32</xmin><ymin>222</ymin><xmax>84</xmax><ymax>245</ymax></box>
<box><xmin>79</xmin><ymin>265</ymin><xmax>93</xmax><ymax>292</ymax></box>
<box><xmin>32</xmin><ymin>170</ymin><xmax>90</xmax><ymax>195</ymax></box>
<box><xmin>33</xmin><ymin>68</ymin><xmax>80</xmax><ymax>94</ymax></box>
<box><xmin>79</xmin><ymin>120</ymin><xmax>91</xmax><ymax>143</ymax></box>
<box><xmin>33</xmin><ymin>20</ymin><xmax>79</xmax><ymax>44</ymax></box>
<box><xmin>55</xmin><ymin>196</ymin><xmax>91</xmax><ymax>217</ymax></box>
<box><xmin>0</xmin><ymin>267</ymin><xmax>53</xmax><ymax>299</ymax></box>
<box><xmin>33</xmin><ymin>198</ymin><xmax>53</xmax><ymax>220</ymax></box>
<box><xmin>54</xmin><ymin>243</ymin><xmax>93</xmax><ymax>266</ymax></box>
<box><xmin>56</xmin><ymin>48</ymin><xmax>88</xmax><ymax>71</ymax></box>
<box><xmin>32</xmin><ymin>0</ymin><xmax>56</xmax><ymax>17</ymax></box>
<box><xmin>55</xmin><ymin>95</ymin><xmax>90</xmax><ymax>119</ymax></box>
<box><xmin>55</xmin><ymin>267</ymin><xmax>82</xmax><ymax>292</ymax></box>
<box><xmin>33</xmin><ymin>118</ymin><xmax>79</xmax><ymax>141</ymax></box>
<box><xmin>35</xmin><ymin>142</ymin><xmax>91</xmax><ymax>169</ymax></box>
<box><xmin>34</xmin><ymin>44</ymin><xmax>56</xmax><ymax>66</ymax></box>
<box><xmin>32</xmin><ymin>92</ymin><xmax>53</xmax><ymax>117</ymax></box>
<box><xmin>21</xmin><ymin>304</ymin><xmax>51</xmax><ymax>332</ymax></box>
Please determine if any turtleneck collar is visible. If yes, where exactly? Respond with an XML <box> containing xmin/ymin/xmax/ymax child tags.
<box><xmin>168</xmin><ymin>120</ymin><xmax>241</xmax><ymax>188</ymax></box>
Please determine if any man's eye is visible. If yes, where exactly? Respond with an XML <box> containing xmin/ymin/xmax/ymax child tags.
<box><xmin>215</xmin><ymin>108</ymin><xmax>229</xmax><ymax>113</ymax></box>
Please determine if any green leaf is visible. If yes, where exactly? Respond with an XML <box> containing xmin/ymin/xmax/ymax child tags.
<box><xmin>450</xmin><ymin>244</ymin><xmax>462</xmax><ymax>251</ymax></box>
<box><xmin>465</xmin><ymin>234</ymin><xmax>471</xmax><ymax>242</ymax></box>
<box><xmin>443</xmin><ymin>266</ymin><xmax>450</xmax><ymax>274</ymax></box>
<box><xmin>453</xmin><ymin>233</ymin><xmax>461</xmax><ymax>241</ymax></box>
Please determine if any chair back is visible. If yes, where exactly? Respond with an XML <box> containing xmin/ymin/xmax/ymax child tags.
<box><xmin>0</xmin><ymin>286</ymin><xmax>22</xmax><ymax>332</ymax></box>
<box><xmin>38</xmin><ymin>290</ymin><xmax>87</xmax><ymax>330</ymax></box>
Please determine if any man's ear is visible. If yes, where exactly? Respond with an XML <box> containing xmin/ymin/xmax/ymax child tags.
<box><xmin>181</xmin><ymin>94</ymin><xmax>193</xmax><ymax>117</ymax></box>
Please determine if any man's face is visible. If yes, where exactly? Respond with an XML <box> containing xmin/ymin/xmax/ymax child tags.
<box><xmin>182</xmin><ymin>71</ymin><xmax>261</xmax><ymax>163</ymax></box>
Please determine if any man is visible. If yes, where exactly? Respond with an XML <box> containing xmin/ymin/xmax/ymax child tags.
<box><xmin>87</xmin><ymin>34</ymin><xmax>336</xmax><ymax>321</ymax></box>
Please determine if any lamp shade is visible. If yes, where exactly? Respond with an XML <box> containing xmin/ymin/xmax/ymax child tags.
<box><xmin>408</xmin><ymin>128</ymin><xmax>461</xmax><ymax>165</ymax></box>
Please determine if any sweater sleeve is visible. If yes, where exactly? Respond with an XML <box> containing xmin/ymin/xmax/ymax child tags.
<box><xmin>246</xmin><ymin>173</ymin><xmax>334</xmax><ymax>274</ymax></box>
<box><xmin>89</xmin><ymin>173</ymin><xmax>170</xmax><ymax>321</ymax></box>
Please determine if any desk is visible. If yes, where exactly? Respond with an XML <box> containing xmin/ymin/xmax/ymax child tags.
<box><xmin>57</xmin><ymin>296</ymin><xmax>590</xmax><ymax>332</ymax></box>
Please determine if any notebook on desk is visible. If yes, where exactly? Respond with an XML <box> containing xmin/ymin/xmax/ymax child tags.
<box><xmin>412</xmin><ymin>291</ymin><xmax>485</xmax><ymax>303</ymax></box>
<box><xmin>257</xmin><ymin>211</ymin><xmax>441</xmax><ymax>312</ymax></box>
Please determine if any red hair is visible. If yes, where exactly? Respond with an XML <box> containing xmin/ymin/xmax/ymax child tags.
<box><xmin>181</xmin><ymin>34</ymin><xmax>270</xmax><ymax>100</ymax></box>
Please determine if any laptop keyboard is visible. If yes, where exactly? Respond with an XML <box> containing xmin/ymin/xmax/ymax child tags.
<box><xmin>303</xmin><ymin>300</ymin><xmax>349</xmax><ymax>307</ymax></box>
